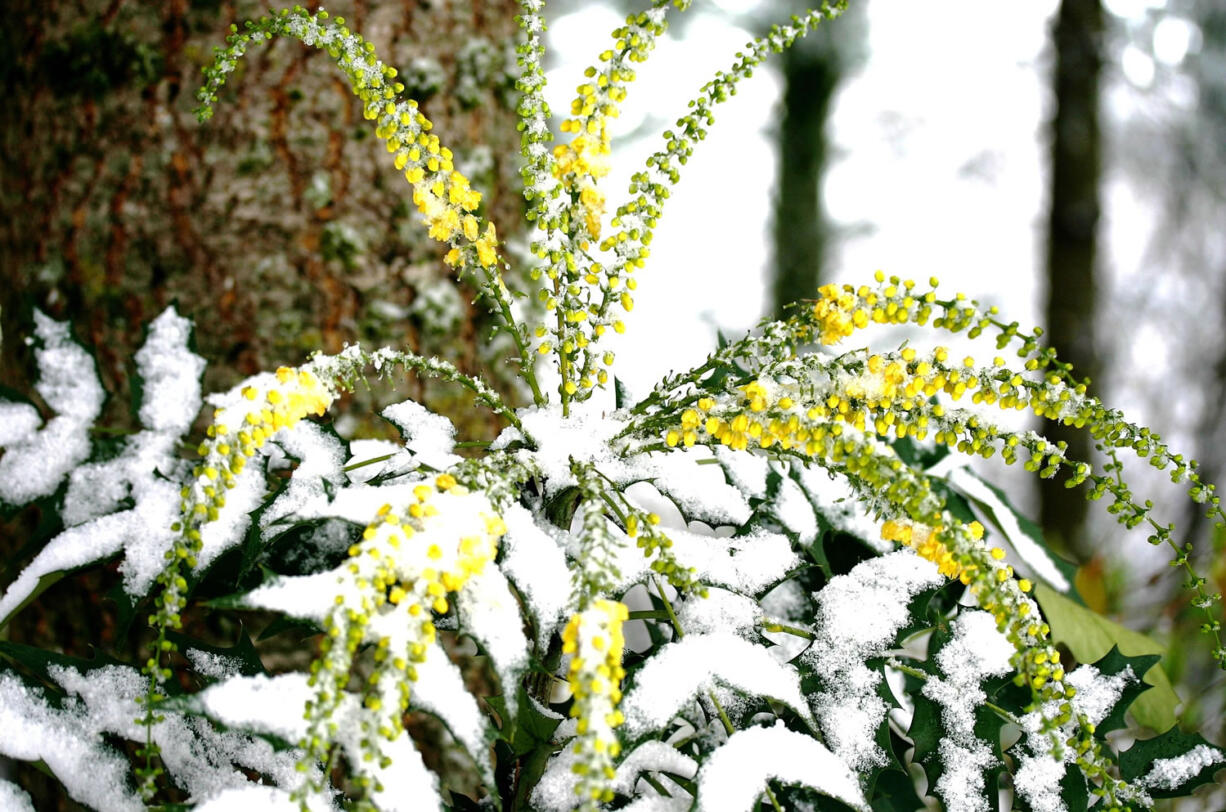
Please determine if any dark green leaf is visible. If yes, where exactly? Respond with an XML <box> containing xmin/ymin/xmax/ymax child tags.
<box><xmin>1059</xmin><ymin>764</ymin><xmax>1089</xmax><ymax>812</ymax></box>
<box><xmin>614</xmin><ymin>376</ymin><xmax>629</xmax><ymax>410</ymax></box>
<box><xmin>1089</xmin><ymin>646</ymin><xmax>1160</xmax><ymax>736</ymax></box>
<box><xmin>1119</xmin><ymin>726</ymin><xmax>1226</xmax><ymax>798</ymax></box>
<box><xmin>868</xmin><ymin>767</ymin><xmax>927</xmax><ymax>812</ymax></box>
<box><xmin>166</xmin><ymin>625</ymin><xmax>265</xmax><ymax>678</ymax></box>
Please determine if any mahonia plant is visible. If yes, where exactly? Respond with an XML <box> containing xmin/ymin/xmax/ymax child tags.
<box><xmin>0</xmin><ymin>2</ymin><xmax>1224</xmax><ymax>811</ymax></box>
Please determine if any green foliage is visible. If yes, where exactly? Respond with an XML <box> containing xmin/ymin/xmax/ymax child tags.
<box><xmin>0</xmin><ymin>3</ymin><xmax>1222</xmax><ymax>812</ymax></box>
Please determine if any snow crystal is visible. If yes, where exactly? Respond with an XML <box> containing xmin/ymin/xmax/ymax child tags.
<box><xmin>946</xmin><ymin>467</ymin><xmax>1070</xmax><ymax>592</ymax></box>
<box><xmin>457</xmin><ymin>566</ymin><xmax>529</xmax><ymax>705</ymax></box>
<box><xmin>197</xmin><ymin>672</ymin><xmax>317</xmax><ymax>743</ymax></box>
<box><xmin>382</xmin><ymin>399</ymin><xmax>461</xmax><ymax>471</ymax></box>
<box><xmin>676</xmin><ymin>587</ymin><xmax>760</xmax><ymax>637</ymax></box>
<box><xmin>795</xmin><ymin>464</ymin><xmax>890</xmax><ymax>550</ymax></box>
<box><xmin>921</xmin><ymin>611</ymin><xmax>1014</xmax><ymax>812</ymax></box>
<box><xmin>500</xmin><ymin>502</ymin><xmax>575</xmax><ymax>646</ymax></box>
<box><xmin>398</xmin><ymin>639</ymin><xmax>488</xmax><ymax>761</ymax></box>
<box><xmin>618</xmin><ymin>796</ymin><xmax>692</xmax><ymax>812</ymax></box>
<box><xmin>530</xmin><ymin>746</ymin><xmax>585</xmax><ymax>811</ymax></box>
<box><xmin>644</xmin><ymin>450</ymin><xmax>752</xmax><ymax>526</ymax></box>
<box><xmin>0</xmin><ymin>310</ymin><xmax>205</xmax><ymax>602</ymax></box>
<box><xmin>667</xmin><ymin>527</ymin><xmax>798</xmax><ymax>595</ymax></box>
<box><xmin>1139</xmin><ymin>743</ymin><xmax>1225</xmax><ymax>791</ymax></box>
<box><xmin>50</xmin><ymin>664</ymin><xmax>308</xmax><ymax>803</ymax></box>
<box><xmin>345</xmin><ymin>438</ymin><xmax>409</xmax><ymax>484</ymax></box>
<box><xmin>713</xmin><ymin>446</ymin><xmax>769</xmax><ymax>500</ymax></box>
<box><xmin>532</xmin><ymin>739</ymin><xmax>698</xmax><ymax>809</ymax></box>
<box><xmin>186</xmin><ymin>649</ymin><xmax>244</xmax><ymax>681</ymax></box>
<box><xmin>1013</xmin><ymin>753</ymin><xmax>1066</xmax><ymax>812</ymax></box>
<box><xmin>261</xmin><ymin>422</ymin><xmax>347</xmax><ymax>527</ymax></box>
<box><xmin>0</xmin><ymin>672</ymin><xmax>139</xmax><ymax>812</ymax></box>
<box><xmin>0</xmin><ymin>401</ymin><xmax>40</xmax><ymax>447</ymax></box>
<box><xmin>695</xmin><ymin>723</ymin><xmax>867</xmax><ymax>812</ymax></box>
<box><xmin>348</xmin><ymin>729</ymin><xmax>441</xmax><ymax>812</ymax></box>
<box><xmin>195</xmin><ymin>785</ymin><xmax>306</xmax><ymax>811</ymax></box>
<box><xmin>611</xmin><ymin>741</ymin><xmax>699</xmax><ymax>795</ymax></box>
<box><xmin>620</xmin><ymin>632</ymin><xmax>812</xmax><ymax>737</ymax></box>
<box><xmin>926</xmin><ymin>610</ymin><xmax>1014</xmax><ymax>744</ymax></box>
<box><xmin>0</xmin><ymin>312</ymin><xmax>104</xmax><ymax>505</ymax></box>
<box><xmin>0</xmin><ymin>779</ymin><xmax>34</xmax><ymax>812</ymax></box>
<box><xmin>196</xmin><ymin>456</ymin><xmax>266</xmax><ymax>571</ymax></box>
<box><xmin>773</xmin><ymin>475</ymin><xmax>819</xmax><ymax>544</ymax></box>
<box><xmin>1065</xmin><ymin>663</ymin><xmax>1135</xmax><ymax>727</ymax></box>
<box><xmin>806</xmin><ymin>551</ymin><xmax>943</xmax><ymax>771</ymax></box>
<box><xmin>0</xmin><ymin>505</ymin><xmax>165</xmax><ymax>624</ymax></box>
<box><xmin>133</xmin><ymin>307</ymin><xmax>205</xmax><ymax>434</ymax></box>
<box><xmin>241</xmin><ymin>569</ymin><xmax>344</xmax><ymax>622</ymax></box>
<box><xmin>512</xmin><ymin>403</ymin><xmax>627</xmax><ymax>493</ymax></box>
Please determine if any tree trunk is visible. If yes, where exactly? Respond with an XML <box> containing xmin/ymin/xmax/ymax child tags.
<box><xmin>1041</xmin><ymin>0</ymin><xmax>1104</xmax><ymax>559</ymax></box>
<box><xmin>0</xmin><ymin>0</ymin><xmax>525</xmax><ymax>431</ymax></box>
<box><xmin>771</xmin><ymin>32</ymin><xmax>840</xmax><ymax>317</ymax></box>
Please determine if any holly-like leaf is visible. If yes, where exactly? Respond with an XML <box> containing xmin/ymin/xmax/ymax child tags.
<box><xmin>167</xmin><ymin>625</ymin><xmax>266</xmax><ymax>680</ymax></box>
<box><xmin>1034</xmin><ymin>584</ymin><xmax>1179</xmax><ymax>733</ymax></box>
<box><xmin>1119</xmin><ymin>726</ymin><xmax>1226</xmax><ymax>799</ymax></box>
<box><xmin>1089</xmin><ymin>646</ymin><xmax>1161</xmax><ymax>736</ymax></box>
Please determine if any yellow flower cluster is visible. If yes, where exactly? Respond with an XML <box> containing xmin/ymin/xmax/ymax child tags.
<box><xmin>880</xmin><ymin>519</ymin><xmax>982</xmax><ymax>579</ymax></box>
<box><xmin>562</xmin><ymin>599</ymin><xmax>630</xmax><ymax>807</ymax></box>
<box><xmin>301</xmin><ymin>473</ymin><xmax>507</xmax><ymax>782</ymax></box>
<box><xmin>165</xmin><ymin>366</ymin><xmax>334</xmax><ymax>616</ymax></box>
<box><xmin>809</xmin><ymin>272</ymin><xmax>943</xmax><ymax>347</ymax></box>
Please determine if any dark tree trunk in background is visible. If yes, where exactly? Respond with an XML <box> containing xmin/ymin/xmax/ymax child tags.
<box><xmin>771</xmin><ymin>34</ymin><xmax>840</xmax><ymax>317</ymax></box>
<box><xmin>1041</xmin><ymin>0</ymin><xmax>1104</xmax><ymax>560</ymax></box>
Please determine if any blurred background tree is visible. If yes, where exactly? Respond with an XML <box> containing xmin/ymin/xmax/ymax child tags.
<box><xmin>1041</xmin><ymin>0</ymin><xmax>1105</xmax><ymax>563</ymax></box>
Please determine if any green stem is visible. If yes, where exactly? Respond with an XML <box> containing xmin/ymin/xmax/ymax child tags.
<box><xmin>764</xmin><ymin>782</ymin><xmax>784</xmax><ymax>812</ymax></box>
<box><xmin>760</xmin><ymin>619</ymin><xmax>815</xmax><ymax>640</ymax></box>
<box><xmin>343</xmin><ymin>453</ymin><xmax>394</xmax><ymax>472</ymax></box>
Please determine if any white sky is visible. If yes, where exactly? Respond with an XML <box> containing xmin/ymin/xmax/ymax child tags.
<box><xmin>547</xmin><ymin>0</ymin><xmax>1062</xmax><ymax>395</ymax></box>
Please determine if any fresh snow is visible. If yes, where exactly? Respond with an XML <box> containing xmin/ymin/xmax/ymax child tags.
<box><xmin>0</xmin><ymin>312</ymin><xmax>104</xmax><ymax>505</ymax></box>
<box><xmin>620</xmin><ymin>632</ymin><xmax>813</xmax><ymax>737</ymax></box>
<box><xmin>922</xmin><ymin>611</ymin><xmax>1015</xmax><ymax>812</ymax></box>
<box><xmin>1138</xmin><ymin>743</ymin><xmax>1225</xmax><ymax>791</ymax></box>
<box><xmin>695</xmin><ymin>723</ymin><xmax>867</xmax><ymax>811</ymax></box>
<box><xmin>805</xmin><ymin>550</ymin><xmax>944</xmax><ymax>771</ymax></box>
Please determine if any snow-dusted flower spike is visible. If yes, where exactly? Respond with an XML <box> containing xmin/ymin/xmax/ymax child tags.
<box><xmin>296</xmin><ymin>474</ymin><xmax>505</xmax><ymax>803</ymax></box>
<box><xmin>562</xmin><ymin>599</ymin><xmax>630</xmax><ymax>808</ymax></box>
<box><xmin>1</xmin><ymin>3</ymin><xmax>1223</xmax><ymax>811</ymax></box>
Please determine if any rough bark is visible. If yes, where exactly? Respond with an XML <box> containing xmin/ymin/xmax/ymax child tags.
<box><xmin>0</xmin><ymin>0</ymin><xmax>526</xmax><ymax>434</ymax></box>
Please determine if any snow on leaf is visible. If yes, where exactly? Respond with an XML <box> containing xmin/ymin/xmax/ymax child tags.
<box><xmin>383</xmin><ymin>398</ymin><xmax>461</xmax><ymax>471</ymax></box>
<box><xmin>261</xmin><ymin>422</ymin><xmax>348</xmax><ymax>528</ymax></box>
<box><xmin>805</xmin><ymin>550</ymin><xmax>944</xmax><ymax>772</ymax></box>
<box><xmin>0</xmin><ymin>312</ymin><xmax>104</xmax><ymax>506</ymax></box>
<box><xmin>0</xmin><ymin>671</ymin><xmax>141</xmax><ymax>812</ymax></box>
<box><xmin>500</xmin><ymin>502</ymin><xmax>575</xmax><ymax>646</ymax></box>
<box><xmin>921</xmin><ymin>610</ymin><xmax>1015</xmax><ymax>812</ymax></box>
<box><xmin>620</xmin><ymin>632</ymin><xmax>812</xmax><ymax>738</ymax></box>
<box><xmin>50</xmin><ymin>664</ymin><xmax>311</xmax><ymax>803</ymax></box>
<box><xmin>695</xmin><ymin>722</ymin><xmax>867</xmax><ymax>812</ymax></box>
<box><xmin>457</xmin><ymin>565</ymin><xmax>530</xmax><ymax>716</ymax></box>
<box><xmin>944</xmin><ymin>466</ymin><xmax>1071</xmax><ymax>592</ymax></box>
<box><xmin>0</xmin><ymin>778</ymin><xmax>34</xmax><ymax>812</ymax></box>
